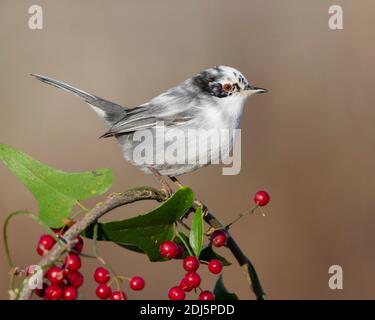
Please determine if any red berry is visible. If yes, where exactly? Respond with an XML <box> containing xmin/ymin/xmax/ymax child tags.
<box><xmin>211</xmin><ymin>230</ymin><xmax>227</xmax><ymax>247</ymax></box>
<box><xmin>183</xmin><ymin>256</ymin><xmax>200</xmax><ymax>272</ymax></box>
<box><xmin>96</xmin><ymin>284</ymin><xmax>112</xmax><ymax>300</ymax></box>
<box><xmin>63</xmin><ymin>286</ymin><xmax>78</xmax><ymax>300</ymax></box>
<box><xmin>110</xmin><ymin>291</ymin><xmax>127</xmax><ymax>300</ymax></box>
<box><xmin>63</xmin><ymin>268</ymin><xmax>74</xmax><ymax>278</ymax></box>
<box><xmin>208</xmin><ymin>259</ymin><xmax>223</xmax><ymax>274</ymax></box>
<box><xmin>35</xmin><ymin>283</ymin><xmax>47</xmax><ymax>298</ymax></box>
<box><xmin>184</xmin><ymin>272</ymin><xmax>201</xmax><ymax>288</ymax></box>
<box><xmin>168</xmin><ymin>286</ymin><xmax>185</xmax><ymax>300</ymax></box>
<box><xmin>159</xmin><ymin>240</ymin><xmax>179</xmax><ymax>259</ymax></box>
<box><xmin>64</xmin><ymin>253</ymin><xmax>81</xmax><ymax>272</ymax></box>
<box><xmin>68</xmin><ymin>271</ymin><xmax>84</xmax><ymax>288</ymax></box>
<box><xmin>253</xmin><ymin>190</ymin><xmax>270</xmax><ymax>206</ymax></box>
<box><xmin>52</xmin><ymin>228</ymin><xmax>61</xmax><ymax>234</ymax></box>
<box><xmin>179</xmin><ymin>278</ymin><xmax>193</xmax><ymax>292</ymax></box>
<box><xmin>45</xmin><ymin>285</ymin><xmax>63</xmax><ymax>300</ymax></box>
<box><xmin>74</xmin><ymin>236</ymin><xmax>84</xmax><ymax>253</ymax></box>
<box><xmin>198</xmin><ymin>291</ymin><xmax>215</xmax><ymax>300</ymax></box>
<box><xmin>130</xmin><ymin>276</ymin><xmax>145</xmax><ymax>291</ymax></box>
<box><xmin>46</xmin><ymin>266</ymin><xmax>64</xmax><ymax>285</ymax></box>
<box><xmin>35</xmin><ymin>288</ymin><xmax>45</xmax><ymax>298</ymax></box>
<box><xmin>94</xmin><ymin>267</ymin><xmax>110</xmax><ymax>284</ymax></box>
<box><xmin>37</xmin><ymin>234</ymin><xmax>56</xmax><ymax>256</ymax></box>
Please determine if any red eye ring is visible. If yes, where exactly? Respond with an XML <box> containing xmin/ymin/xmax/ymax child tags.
<box><xmin>223</xmin><ymin>83</ymin><xmax>233</xmax><ymax>92</ymax></box>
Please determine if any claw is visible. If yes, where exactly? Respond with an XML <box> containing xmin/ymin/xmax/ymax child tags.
<box><xmin>148</xmin><ymin>167</ymin><xmax>173</xmax><ymax>197</ymax></box>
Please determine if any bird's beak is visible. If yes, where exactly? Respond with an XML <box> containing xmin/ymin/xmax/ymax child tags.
<box><xmin>244</xmin><ymin>84</ymin><xmax>268</xmax><ymax>94</ymax></box>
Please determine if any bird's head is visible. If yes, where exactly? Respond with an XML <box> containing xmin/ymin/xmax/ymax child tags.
<box><xmin>192</xmin><ymin>66</ymin><xmax>267</xmax><ymax>99</ymax></box>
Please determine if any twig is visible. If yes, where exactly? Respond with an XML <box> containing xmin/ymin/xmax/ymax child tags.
<box><xmin>17</xmin><ymin>186</ymin><xmax>166</xmax><ymax>300</ymax></box>
<box><xmin>225</xmin><ymin>205</ymin><xmax>258</xmax><ymax>229</ymax></box>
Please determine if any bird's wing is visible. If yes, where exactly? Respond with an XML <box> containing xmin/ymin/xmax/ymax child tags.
<box><xmin>100</xmin><ymin>86</ymin><xmax>199</xmax><ymax>137</ymax></box>
<box><xmin>100</xmin><ymin>105</ymin><xmax>194</xmax><ymax>138</ymax></box>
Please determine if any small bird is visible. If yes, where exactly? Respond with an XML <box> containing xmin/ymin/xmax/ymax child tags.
<box><xmin>32</xmin><ymin>66</ymin><xmax>267</xmax><ymax>178</ymax></box>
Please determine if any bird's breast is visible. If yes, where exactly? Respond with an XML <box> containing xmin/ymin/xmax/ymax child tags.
<box><xmin>198</xmin><ymin>97</ymin><xmax>246</xmax><ymax>130</ymax></box>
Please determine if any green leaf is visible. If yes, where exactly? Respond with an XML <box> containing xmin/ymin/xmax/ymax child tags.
<box><xmin>213</xmin><ymin>275</ymin><xmax>239</xmax><ymax>300</ymax></box>
<box><xmin>189</xmin><ymin>206</ymin><xmax>204</xmax><ymax>257</ymax></box>
<box><xmin>0</xmin><ymin>144</ymin><xmax>113</xmax><ymax>228</ymax></box>
<box><xmin>82</xmin><ymin>187</ymin><xmax>194</xmax><ymax>261</ymax></box>
<box><xmin>199</xmin><ymin>246</ymin><xmax>231</xmax><ymax>266</ymax></box>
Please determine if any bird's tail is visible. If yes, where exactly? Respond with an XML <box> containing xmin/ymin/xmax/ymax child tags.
<box><xmin>31</xmin><ymin>74</ymin><xmax>127</xmax><ymax>126</ymax></box>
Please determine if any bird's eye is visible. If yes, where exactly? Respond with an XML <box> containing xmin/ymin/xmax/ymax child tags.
<box><xmin>223</xmin><ymin>83</ymin><xmax>233</xmax><ymax>92</ymax></box>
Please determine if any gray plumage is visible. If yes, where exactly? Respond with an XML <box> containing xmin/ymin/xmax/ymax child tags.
<box><xmin>32</xmin><ymin>66</ymin><xmax>267</xmax><ymax>176</ymax></box>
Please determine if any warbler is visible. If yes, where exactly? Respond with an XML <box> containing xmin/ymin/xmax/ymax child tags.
<box><xmin>32</xmin><ymin>66</ymin><xmax>267</xmax><ymax>177</ymax></box>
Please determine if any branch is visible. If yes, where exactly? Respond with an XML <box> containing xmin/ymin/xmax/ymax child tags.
<box><xmin>17</xmin><ymin>186</ymin><xmax>166</xmax><ymax>300</ymax></box>
<box><xmin>202</xmin><ymin>206</ymin><xmax>267</xmax><ymax>300</ymax></box>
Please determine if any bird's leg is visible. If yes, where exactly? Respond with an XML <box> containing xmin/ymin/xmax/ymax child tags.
<box><xmin>169</xmin><ymin>176</ymin><xmax>184</xmax><ymax>188</ymax></box>
<box><xmin>148</xmin><ymin>166</ymin><xmax>173</xmax><ymax>197</ymax></box>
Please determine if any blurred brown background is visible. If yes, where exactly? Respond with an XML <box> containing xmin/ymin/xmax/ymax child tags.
<box><xmin>0</xmin><ymin>0</ymin><xmax>374</xmax><ymax>300</ymax></box>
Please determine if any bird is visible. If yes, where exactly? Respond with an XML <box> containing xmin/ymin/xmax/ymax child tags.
<box><xmin>31</xmin><ymin>66</ymin><xmax>267</xmax><ymax>180</ymax></box>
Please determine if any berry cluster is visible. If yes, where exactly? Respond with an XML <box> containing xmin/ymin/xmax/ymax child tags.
<box><xmin>35</xmin><ymin>232</ymin><xmax>84</xmax><ymax>300</ymax></box>
<box><xmin>159</xmin><ymin>237</ymin><xmax>227</xmax><ymax>300</ymax></box>
<box><xmin>34</xmin><ymin>230</ymin><xmax>146</xmax><ymax>300</ymax></box>
<box><xmin>93</xmin><ymin>266</ymin><xmax>145</xmax><ymax>300</ymax></box>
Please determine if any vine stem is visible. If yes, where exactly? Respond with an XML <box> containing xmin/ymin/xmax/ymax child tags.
<box><xmin>3</xmin><ymin>211</ymin><xmax>54</xmax><ymax>269</ymax></box>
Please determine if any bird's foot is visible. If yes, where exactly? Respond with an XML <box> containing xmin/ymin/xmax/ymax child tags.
<box><xmin>148</xmin><ymin>167</ymin><xmax>173</xmax><ymax>198</ymax></box>
<box><xmin>169</xmin><ymin>176</ymin><xmax>185</xmax><ymax>189</ymax></box>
